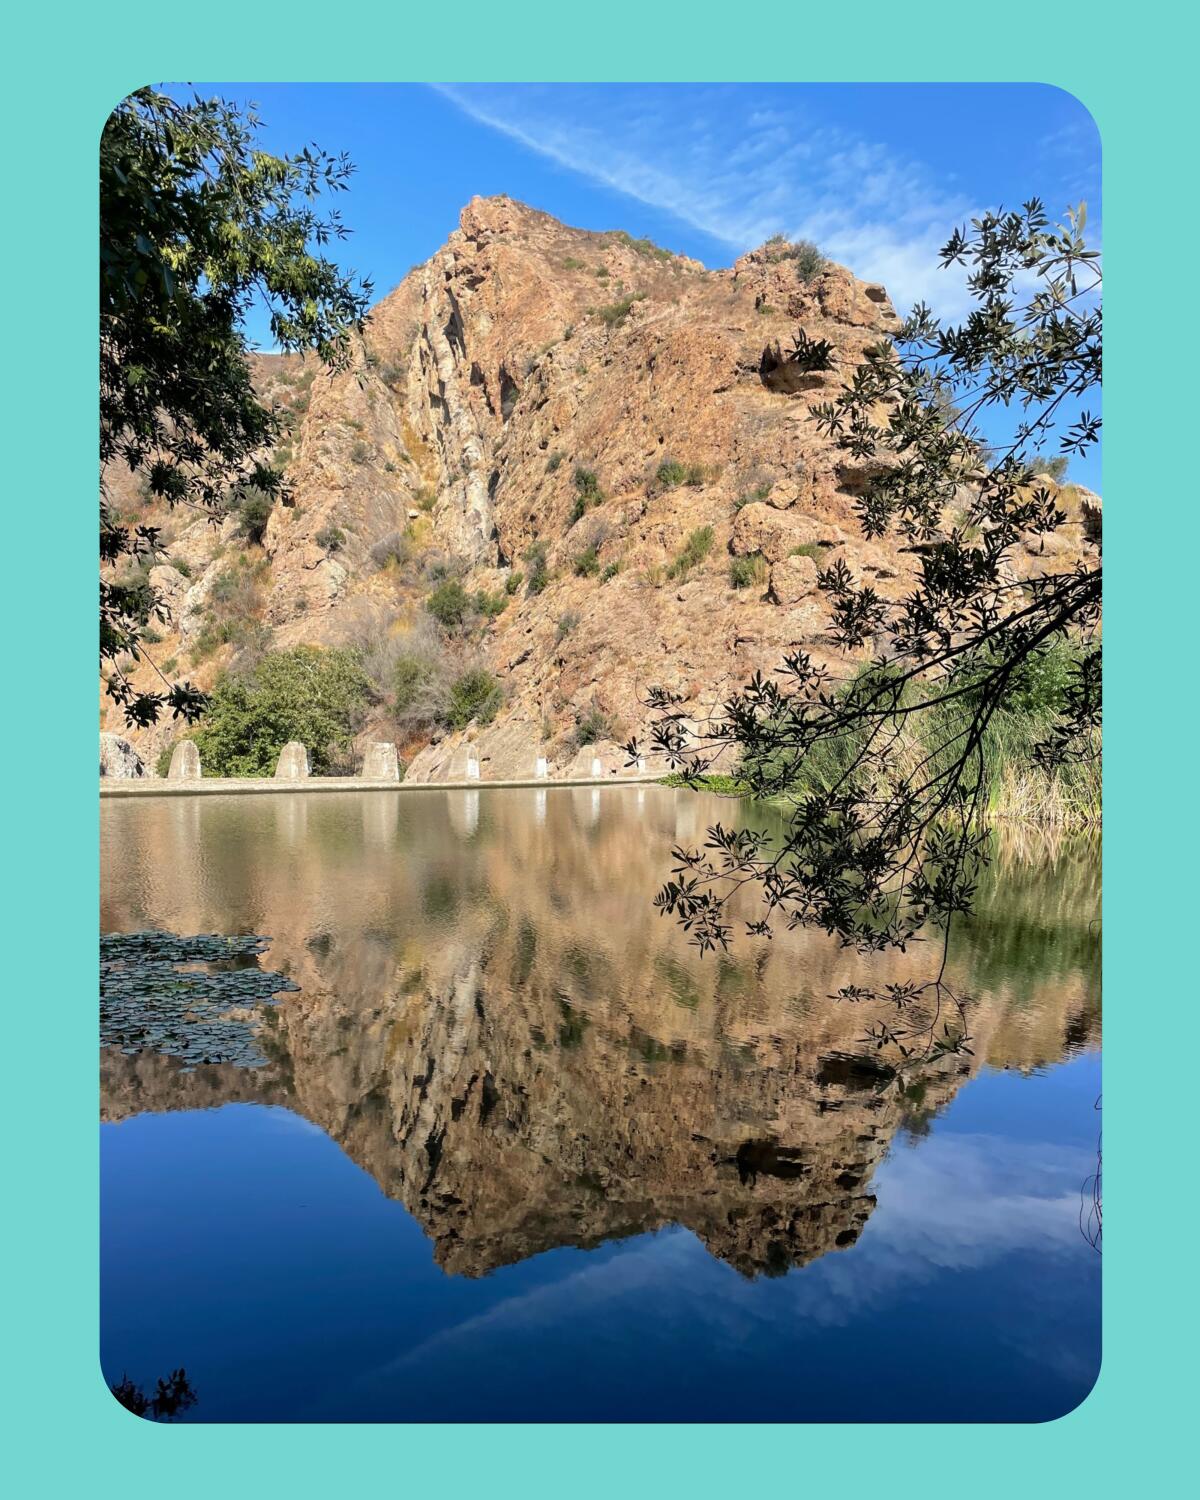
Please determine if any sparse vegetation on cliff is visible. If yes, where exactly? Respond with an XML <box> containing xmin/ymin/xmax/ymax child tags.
<box><xmin>234</xmin><ymin>486</ymin><xmax>274</xmax><ymax>545</ymax></box>
<box><xmin>446</xmin><ymin>667</ymin><xmax>503</xmax><ymax>729</ymax></box>
<box><xmin>570</xmin><ymin>466</ymin><xmax>603</xmax><ymax>523</ymax></box>
<box><xmin>729</xmin><ymin>554</ymin><xmax>768</xmax><ymax>590</ymax></box>
<box><xmin>523</xmin><ymin>540</ymin><xmax>550</xmax><ymax>595</ymax></box>
<box><xmin>762</xmin><ymin>235</ymin><xmax>825</xmax><ymax>279</ymax></box>
<box><xmin>666</xmin><ymin>526</ymin><xmax>715</xmax><ymax>580</ymax></box>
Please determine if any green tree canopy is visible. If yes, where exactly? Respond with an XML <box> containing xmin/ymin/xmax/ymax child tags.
<box><xmin>191</xmin><ymin>647</ymin><xmax>373</xmax><ymax>776</ymax></box>
<box><xmin>100</xmin><ymin>86</ymin><xmax>372</xmax><ymax>727</ymax></box>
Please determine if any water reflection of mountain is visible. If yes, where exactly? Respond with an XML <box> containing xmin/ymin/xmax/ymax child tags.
<box><xmin>100</xmin><ymin>789</ymin><xmax>1100</xmax><ymax>1280</ymax></box>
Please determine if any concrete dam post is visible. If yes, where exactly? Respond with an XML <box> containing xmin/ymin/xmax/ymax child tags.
<box><xmin>167</xmin><ymin>740</ymin><xmax>201</xmax><ymax>780</ymax></box>
<box><xmin>274</xmin><ymin>742</ymin><xmax>311</xmax><ymax>780</ymax></box>
<box><xmin>360</xmin><ymin>742</ymin><xmax>401</xmax><ymax>781</ymax></box>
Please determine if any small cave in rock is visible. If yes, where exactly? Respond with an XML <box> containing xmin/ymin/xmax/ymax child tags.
<box><xmin>499</xmin><ymin>365</ymin><xmax>520</xmax><ymax>421</ymax></box>
<box><xmin>759</xmin><ymin>340</ymin><xmax>830</xmax><ymax>395</ymax></box>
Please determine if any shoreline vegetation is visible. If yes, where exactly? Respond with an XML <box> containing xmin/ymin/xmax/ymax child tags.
<box><xmin>663</xmin><ymin>639</ymin><xmax>1100</xmax><ymax>828</ymax></box>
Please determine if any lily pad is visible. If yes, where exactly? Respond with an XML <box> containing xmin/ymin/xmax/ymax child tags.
<box><xmin>100</xmin><ymin>930</ymin><xmax>300</xmax><ymax>1069</ymax></box>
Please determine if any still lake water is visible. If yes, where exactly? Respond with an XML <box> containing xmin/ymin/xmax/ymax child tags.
<box><xmin>100</xmin><ymin>786</ymin><xmax>1100</xmax><ymax>1423</ymax></box>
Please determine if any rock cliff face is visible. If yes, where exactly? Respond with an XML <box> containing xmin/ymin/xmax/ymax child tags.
<box><xmin>102</xmin><ymin>196</ymin><xmax>1097</xmax><ymax>777</ymax></box>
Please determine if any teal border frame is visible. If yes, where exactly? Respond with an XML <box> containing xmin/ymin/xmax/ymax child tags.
<box><xmin>5</xmin><ymin>4</ymin><xmax>1192</xmax><ymax>1491</ymax></box>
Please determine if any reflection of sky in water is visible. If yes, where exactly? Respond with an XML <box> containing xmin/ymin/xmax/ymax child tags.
<box><xmin>102</xmin><ymin>1056</ymin><xmax>1099</xmax><ymax>1423</ymax></box>
<box><xmin>101</xmin><ymin>789</ymin><xmax>1099</xmax><ymax>1422</ymax></box>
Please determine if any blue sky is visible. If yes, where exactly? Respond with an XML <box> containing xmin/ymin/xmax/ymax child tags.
<box><xmin>187</xmin><ymin>82</ymin><xmax>1102</xmax><ymax>485</ymax></box>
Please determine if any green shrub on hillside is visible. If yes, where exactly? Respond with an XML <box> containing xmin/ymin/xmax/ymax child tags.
<box><xmin>315</xmin><ymin>524</ymin><xmax>345</xmax><ymax>553</ymax></box>
<box><xmin>523</xmin><ymin>540</ymin><xmax>550</xmax><ymax>595</ymax></box>
<box><xmin>192</xmin><ymin>646</ymin><xmax>372</xmax><ymax>776</ymax></box>
<box><xmin>788</xmin><ymin>541</ymin><xmax>833</xmax><ymax>562</ymax></box>
<box><xmin>734</xmin><ymin>482</ymin><xmax>772</xmax><ymax>510</ymax></box>
<box><xmin>729</xmin><ymin>554</ymin><xmax>768</xmax><ymax>589</ymax></box>
<box><xmin>762</xmin><ymin>236</ymin><xmax>825</xmax><ymax>280</ymax></box>
<box><xmin>595</xmin><ymin>292</ymin><xmax>646</xmax><ymax>327</ymax></box>
<box><xmin>233</xmin><ymin>486</ymin><xmax>274</xmax><ymax>545</ymax></box>
<box><xmin>425</xmin><ymin>579</ymin><xmax>471</xmax><ymax>628</ymax></box>
<box><xmin>446</xmin><ymin>668</ymin><xmax>503</xmax><ymax>729</ymax></box>
<box><xmin>666</xmin><ymin>525</ymin><xmax>715</xmax><ymax>579</ymax></box>
<box><xmin>573</xmin><ymin>546</ymin><xmax>601</xmax><ymax>577</ymax></box>
<box><xmin>573</xmin><ymin>706</ymin><xmax>613</xmax><ymax>746</ymax></box>
<box><xmin>608</xmin><ymin>231</ymin><xmax>672</xmax><ymax>262</ymax></box>
<box><xmin>571</xmin><ymin>466</ymin><xmax>604</xmax><ymax>523</ymax></box>
<box><xmin>474</xmin><ymin>589</ymin><xmax>508</xmax><ymax>619</ymax></box>
<box><xmin>1026</xmin><ymin>453</ymin><xmax>1070</xmax><ymax>482</ymax></box>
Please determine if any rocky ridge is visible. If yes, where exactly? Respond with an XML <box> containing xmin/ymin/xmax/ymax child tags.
<box><xmin>102</xmin><ymin>196</ymin><xmax>1098</xmax><ymax>778</ymax></box>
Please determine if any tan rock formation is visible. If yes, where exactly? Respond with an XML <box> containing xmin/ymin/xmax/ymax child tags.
<box><xmin>99</xmin><ymin>732</ymin><xmax>145</xmax><ymax>778</ymax></box>
<box><xmin>102</xmin><ymin>197</ymin><xmax>1097</xmax><ymax>780</ymax></box>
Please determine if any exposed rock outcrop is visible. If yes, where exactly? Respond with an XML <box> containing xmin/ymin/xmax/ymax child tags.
<box><xmin>102</xmin><ymin>197</ymin><xmax>1098</xmax><ymax>779</ymax></box>
<box><xmin>99</xmin><ymin>733</ymin><xmax>145</xmax><ymax>779</ymax></box>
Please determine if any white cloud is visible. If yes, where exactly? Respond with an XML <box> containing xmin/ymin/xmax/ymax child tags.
<box><xmin>432</xmin><ymin>83</ymin><xmax>982</xmax><ymax>318</ymax></box>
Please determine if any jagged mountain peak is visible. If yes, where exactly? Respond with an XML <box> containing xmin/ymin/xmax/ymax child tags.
<box><xmin>104</xmin><ymin>199</ymin><xmax>1097</xmax><ymax>781</ymax></box>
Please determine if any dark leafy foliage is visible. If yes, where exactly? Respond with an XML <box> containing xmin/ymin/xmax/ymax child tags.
<box><xmin>425</xmin><ymin>579</ymin><xmax>471</xmax><ymax>628</ymax></box>
<box><xmin>446</xmin><ymin>667</ymin><xmax>503</xmax><ymax>729</ymax></box>
<box><xmin>111</xmin><ymin>1367</ymin><xmax>199</xmax><ymax>1421</ymax></box>
<box><xmin>627</xmin><ymin>200</ymin><xmax>1102</xmax><ymax>1068</ymax></box>
<box><xmin>191</xmin><ymin>646</ymin><xmax>372</xmax><ymax>776</ymax></box>
<box><xmin>100</xmin><ymin>87</ymin><xmax>371</xmax><ymax>728</ymax></box>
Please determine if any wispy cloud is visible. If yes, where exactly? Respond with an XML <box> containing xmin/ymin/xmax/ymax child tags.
<box><xmin>318</xmin><ymin>1127</ymin><xmax>1096</xmax><ymax>1418</ymax></box>
<box><xmin>432</xmin><ymin>83</ymin><xmax>984</xmax><ymax>317</ymax></box>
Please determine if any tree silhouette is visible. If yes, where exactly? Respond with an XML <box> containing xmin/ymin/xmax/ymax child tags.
<box><xmin>100</xmin><ymin>87</ymin><xmax>372</xmax><ymax>728</ymax></box>
<box><xmin>628</xmin><ymin>201</ymin><xmax>1101</xmax><ymax>1064</ymax></box>
<box><xmin>110</xmin><ymin>1367</ymin><xmax>198</xmax><ymax>1421</ymax></box>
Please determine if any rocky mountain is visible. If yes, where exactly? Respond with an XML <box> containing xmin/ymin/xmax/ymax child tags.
<box><xmin>102</xmin><ymin>195</ymin><xmax>1098</xmax><ymax>778</ymax></box>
